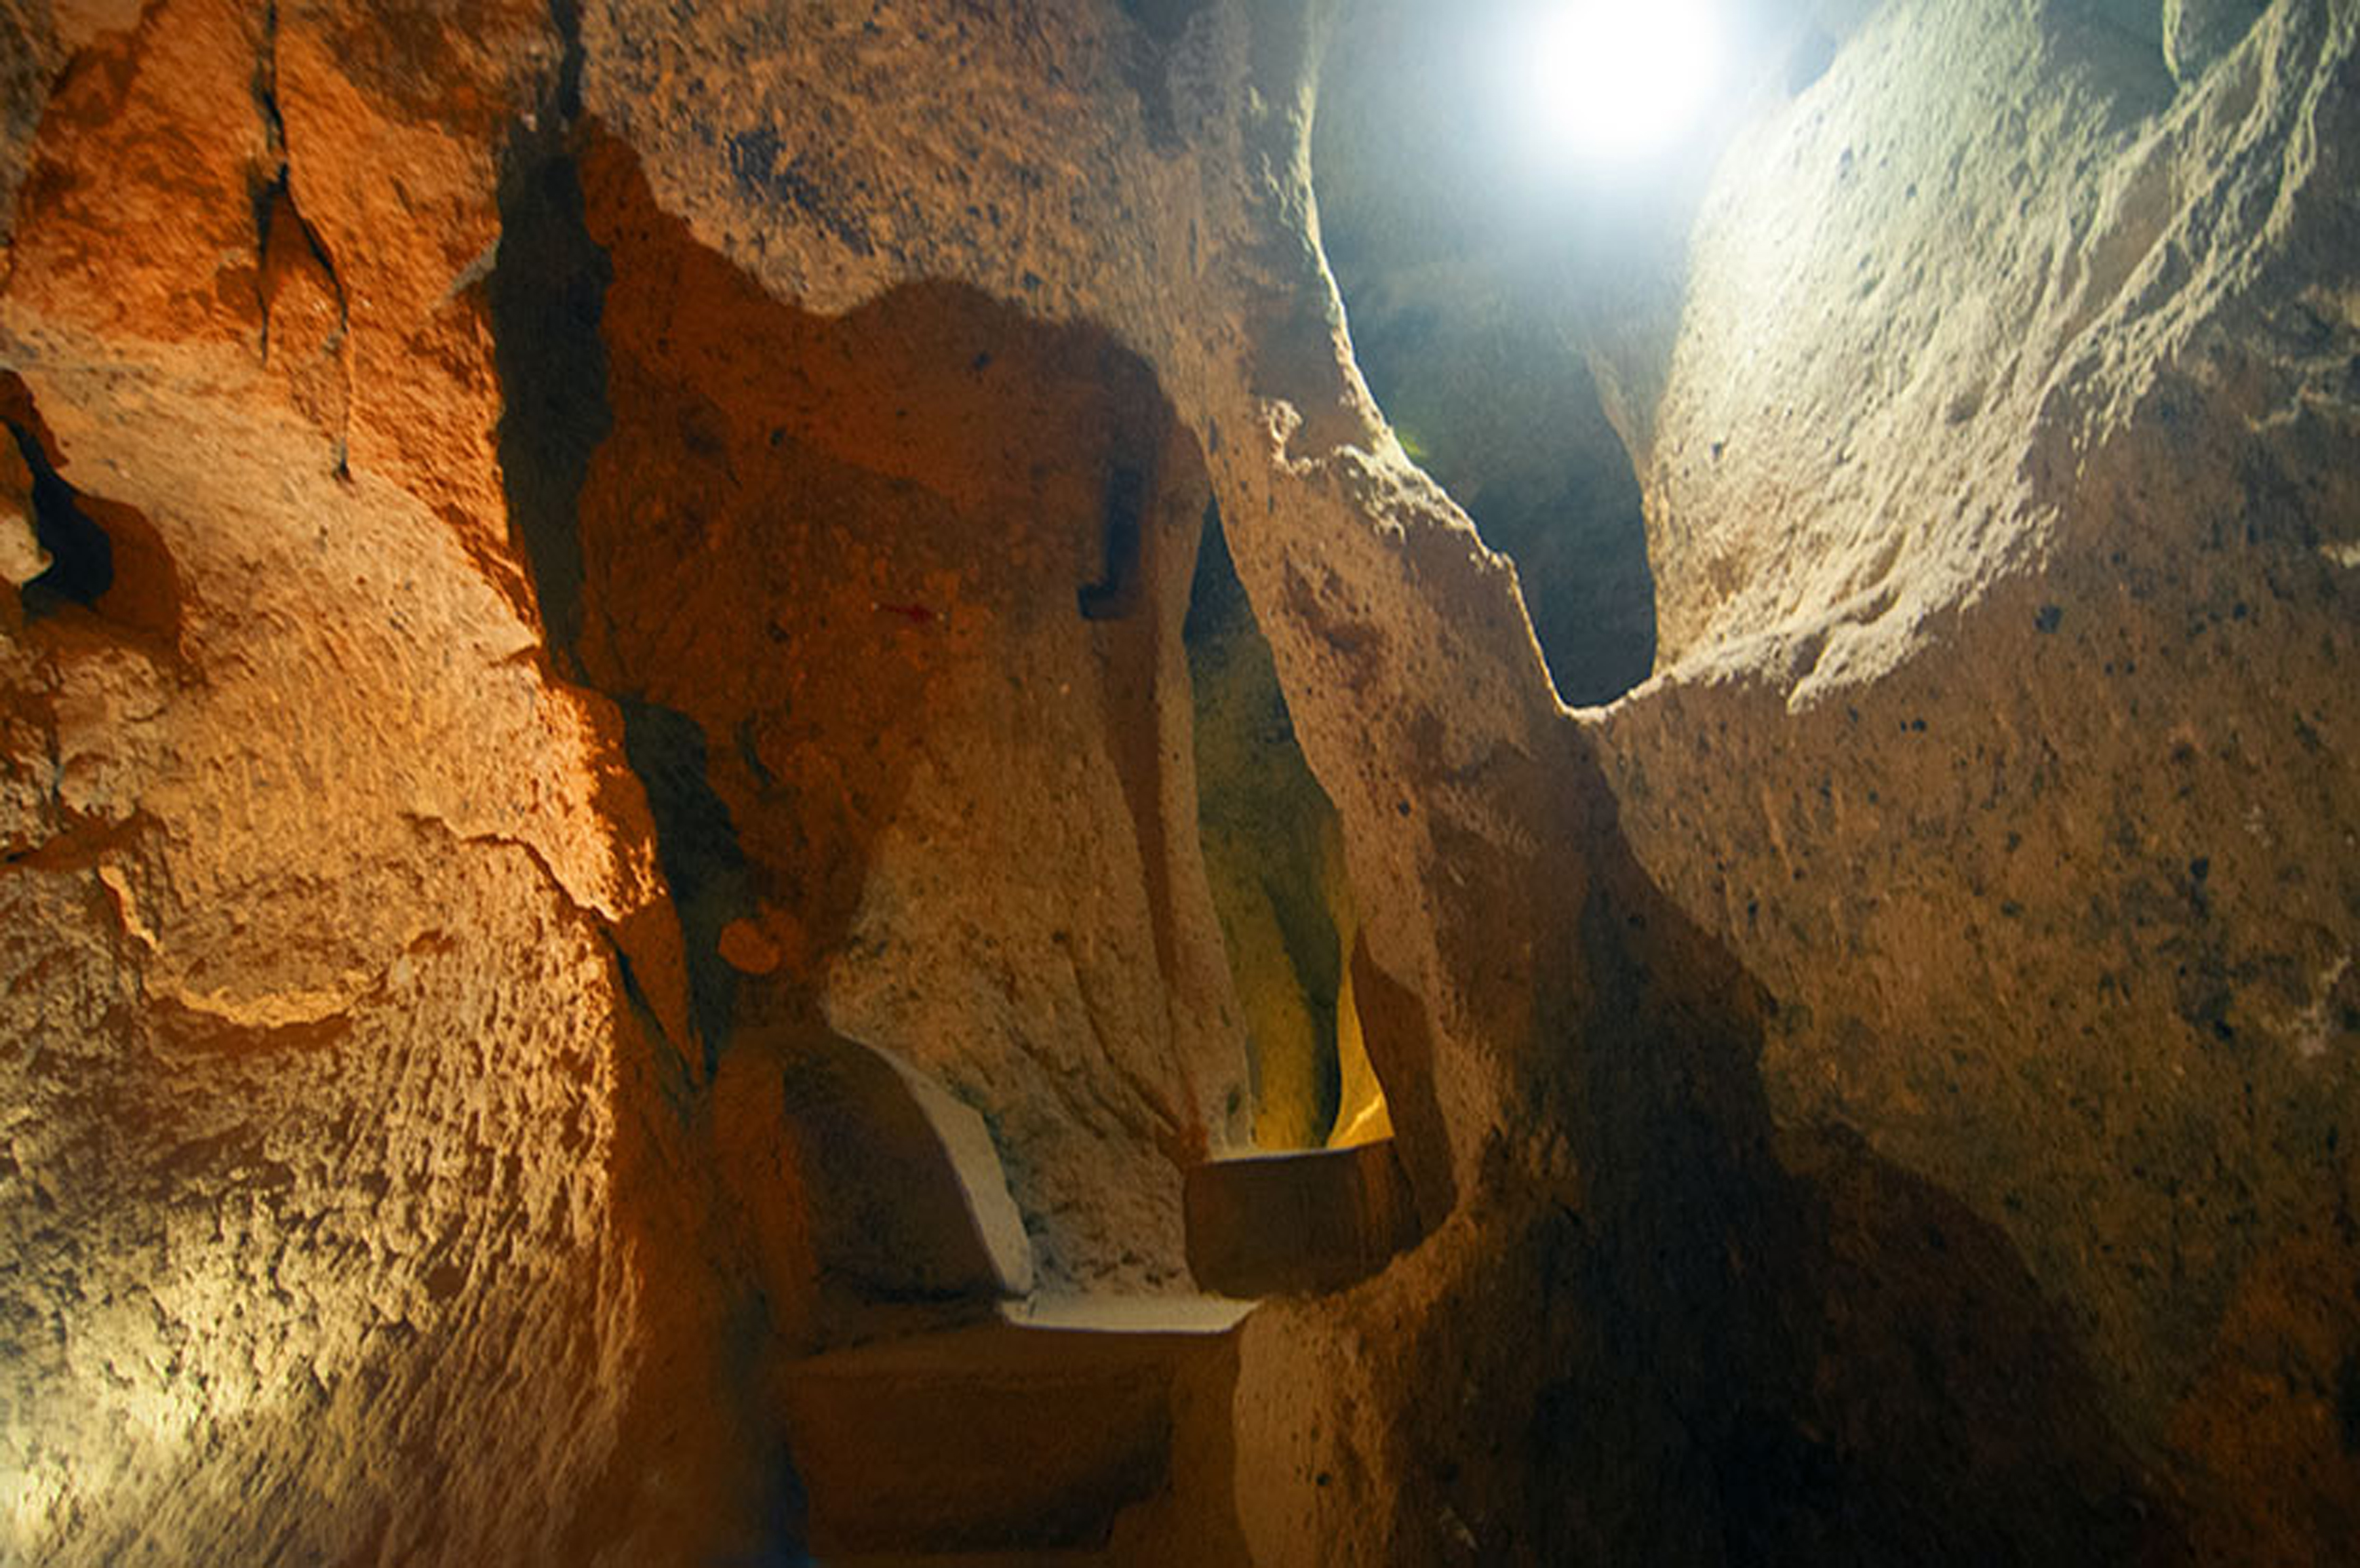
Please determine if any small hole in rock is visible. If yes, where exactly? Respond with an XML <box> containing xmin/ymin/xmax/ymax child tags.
<box><xmin>2</xmin><ymin>374</ymin><xmax>181</xmax><ymax>642</ymax></box>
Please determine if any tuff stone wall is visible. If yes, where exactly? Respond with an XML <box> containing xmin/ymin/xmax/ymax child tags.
<box><xmin>0</xmin><ymin>2</ymin><xmax>675</xmax><ymax>1559</ymax></box>
<box><xmin>1596</xmin><ymin>0</ymin><xmax>2360</xmax><ymax>1529</ymax></box>
<box><xmin>2</xmin><ymin>0</ymin><xmax>2355</xmax><ymax>1562</ymax></box>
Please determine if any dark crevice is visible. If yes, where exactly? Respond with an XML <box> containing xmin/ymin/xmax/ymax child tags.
<box><xmin>253</xmin><ymin>173</ymin><xmax>350</xmax><ymax>351</ymax></box>
<box><xmin>7</xmin><ymin>418</ymin><xmax>111</xmax><ymax>612</ymax></box>
<box><xmin>1078</xmin><ymin>464</ymin><xmax>1146</xmax><ymax>620</ymax></box>
<box><xmin>548</xmin><ymin>0</ymin><xmax>586</xmax><ymax>125</ymax></box>
<box><xmin>617</xmin><ymin>698</ymin><xmax>755</xmax><ymax>1066</ymax></box>
<box><xmin>250</xmin><ymin>1</ymin><xmax>353</xmax><ymax>477</ymax></box>
<box><xmin>253</xmin><ymin>1</ymin><xmax>286</xmax><ymax>155</ymax></box>
<box><xmin>1187</xmin><ymin>502</ymin><xmax>1350</xmax><ymax>1148</ymax></box>
<box><xmin>602</xmin><ymin>930</ymin><xmax>698</xmax><ymax>1108</ymax></box>
<box><xmin>495</xmin><ymin>56</ymin><xmax>805</xmax><ymax>1559</ymax></box>
<box><xmin>249</xmin><ymin>0</ymin><xmax>286</xmax><ymax>332</ymax></box>
<box><xmin>2</xmin><ymin>374</ymin><xmax>183</xmax><ymax>646</ymax></box>
<box><xmin>488</xmin><ymin>16</ymin><xmax>747</xmax><ymax>1060</ymax></box>
<box><xmin>488</xmin><ymin>131</ymin><xmax>605</xmax><ymax>661</ymax></box>
<box><xmin>1328</xmin><ymin>324</ymin><xmax>1661</xmax><ymax>715</ymax></box>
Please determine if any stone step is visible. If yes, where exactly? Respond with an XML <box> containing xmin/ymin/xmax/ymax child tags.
<box><xmin>1182</xmin><ymin>1137</ymin><xmax>1421</xmax><ymax>1297</ymax></box>
<box><xmin>777</xmin><ymin>1299</ymin><xmax>1251</xmax><ymax>1559</ymax></box>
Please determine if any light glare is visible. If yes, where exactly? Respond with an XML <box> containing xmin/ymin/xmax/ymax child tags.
<box><xmin>1524</xmin><ymin>0</ymin><xmax>1728</xmax><ymax>167</ymax></box>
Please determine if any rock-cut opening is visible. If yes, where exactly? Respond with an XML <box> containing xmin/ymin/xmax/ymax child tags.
<box><xmin>1185</xmin><ymin>502</ymin><xmax>1390</xmax><ymax>1152</ymax></box>
<box><xmin>1</xmin><ymin>373</ymin><xmax>182</xmax><ymax>643</ymax></box>
<box><xmin>1309</xmin><ymin>0</ymin><xmax>1660</xmax><ymax>708</ymax></box>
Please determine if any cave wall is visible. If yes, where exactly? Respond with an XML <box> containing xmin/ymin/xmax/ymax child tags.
<box><xmin>1</xmin><ymin>0</ymin><xmax>2356</xmax><ymax>1562</ymax></box>
<box><xmin>1596</xmin><ymin>0</ymin><xmax>2360</xmax><ymax>1548</ymax></box>
<box><xmin>568</xmin><ymin>0</ymin><xmax>1595</xmax><ymax>1242</ymax></box>
<box><xmin>562</xmin><ymin>128</ymin><xmax>1252</xmax><ymax>1291</ymax></box>
<box><xmin>0</xmin><ymin>1</ymin><xmax>1296</xmax><ymax>1559</ymax></box>
<box><xmin>0</xmin><ymin>4</ymin><xmax>668</xmax><ymax>1559</ymax></box>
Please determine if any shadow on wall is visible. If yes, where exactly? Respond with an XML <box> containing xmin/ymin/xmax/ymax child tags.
<box><xmin>1</xmin><ymin>374</ymin><xmax>182</xmax><ymax>648</ymax></box>
<box><xmin>498</xmin><ymin>124</ymin><xmax>1209</xmax><ymax>1070</ymax></box>
<box><xmin>490</xmin><ymin>119</ymin><xmax>1248</xmax><ymax>1558</ymax></box>
<box><xmin>1347</xmin><ymin>735</ymin><xmax>2182</xmax><ymax>1564</ymax></box>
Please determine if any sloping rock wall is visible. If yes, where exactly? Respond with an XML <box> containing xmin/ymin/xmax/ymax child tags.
<box><xmin>562</xmin><ymin>130</ymin><xmax>1251</xmax><ymax>1291</ymax></box>
<box><xmin>1597</xmin><ymin>0</ymin><xmax>2360</xmax><ymax>1542</ymax></box>
<box><xmin>0</xmin><ymin>5</ymin><xmax>667</xmax><ymax>1560</ymax></box>
<box><xmin>3</xmin><ymin>0</ymin><xmax>2355</xmax><ymax>1562</ymax></box>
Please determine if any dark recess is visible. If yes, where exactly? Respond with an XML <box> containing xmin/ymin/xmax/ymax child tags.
<box><xmin>7</xmin><ymin>418</ymin><xmax>113</xmax><ymax>613</ymax></box>
<box><xmin>616</xmin><ymin>697</ymin><xmax>758</xmax><ymax>1058</ymax></box>
<box><xmin>2</xmin><ymin>374</ymin><xmax>182</xmax><ymax>643</ymax></box>
<box><xmin>1377</xmin><ymin>770</ymin><xmax>2176</xmax><ymax>1563</ymax></box>
<box><xmin>486</xmin><ymin>10</ymin><xmax>757</xmax><ymax>1068</ymax></box>
<box><xmin>1185</xmin><ymin>503</ymin><xmax>1346</xmax><ymax>1143</ymax></box>
<box><xmin>1079</xmin><ymin>465</ymin><xmax>1147</xmax><ymax>620</ymax></box>
<box><xmin>489</xmin><ymin>132</ymin><xmax>607</xmax><ymax>657</ymax></box>
<box><xmin>1118</xmin><ymin>0</ymin><xmax>1206</xmax><ymax>46</ymax></box>
<box><xmin>489</xmin><ymin>144</ymin><xmax>755</xmax><ymax>1062</ymax></box>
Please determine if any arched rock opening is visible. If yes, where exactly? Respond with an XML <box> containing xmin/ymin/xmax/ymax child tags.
<box><xmin>1309</xmin><ymin>0</ymin><xmax>1664</xmax><ymax>708</ymax></box>
<box><xmin>1185</xmin><ymin>501</ymin><xmax>1390</xmax><ymax>1152</ymax></box>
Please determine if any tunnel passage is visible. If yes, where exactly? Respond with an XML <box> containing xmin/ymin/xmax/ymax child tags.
<box><xmin>1310</xmin><ymin>0</ymin><xmax>1660</xmax><ymax>708</ymax></box>
<box><xmin>1185</xmin><ymin>503</ymin><xmax>1389</xmax><ymax>1152</ymax></box>
<box><xmin>494</xmin><ymin>127</ymin><xmax>1256</xmax><ymax>1294</ymax></box>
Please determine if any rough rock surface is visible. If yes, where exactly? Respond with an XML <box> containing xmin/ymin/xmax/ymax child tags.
<box><xmin>1</xmin><ymin>0</ymin><xmax>2355</xmax><ymax>1563</ymax></box>
<box><xmin>1602</xmin><ymin>0</ymin><xmax>2359</xmax><ymax>1451</ymax></box>
<box><xmin>557</xmin><ymin>129</ymin><xmax>1251</xmax><ymax>1291</ymax></box>
<box><xmin>1594</xmin><ymin>0</ymin><xmax>2360</xmax><ymax>1550</ymax></box>
<box><xmin>0</xmin><ymin>3</ymin><xmax>686</xmax><ymax>1562</ymax></box>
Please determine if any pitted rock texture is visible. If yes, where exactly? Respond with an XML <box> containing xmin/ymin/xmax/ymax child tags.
<box><xmin>3</xmin><ymin>0</ymin><xmax>2357</xmax><ymax>1563</ymax></box>
<box><xmin>0</xmin><ymin>4</ymin><xmax>668</xmax><ymax>1561</ymax></box>
<box><xmin>0</xmin><ymin>341</ymin><xmax>659</xmax><ymax>1563</ymax></box>
<box><xmin>1598</xmin><ymin>0</ymin><xmax>2360</xmax><ymax>1512</ymax></box>
<box><xmin>562</xmin><ymin>129</ymin><xmax>1252</xmax><ymax>1291</ymax></box>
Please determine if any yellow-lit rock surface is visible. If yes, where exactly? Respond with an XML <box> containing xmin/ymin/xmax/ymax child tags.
<box><xmin>1</xmin><ymin>0</ymin><xmax>2354</xmax><ymax>1562</ymax></box>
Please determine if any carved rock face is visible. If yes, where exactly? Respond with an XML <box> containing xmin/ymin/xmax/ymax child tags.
<box><xmin>2</xmin><ymin>0</ymin><xmax>2355</xmax><ymax>1563</ymax></box>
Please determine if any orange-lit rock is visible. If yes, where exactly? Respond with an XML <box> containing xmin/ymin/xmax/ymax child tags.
<box><xmin>5</xmin><ymin>0</ymin><xmax>266</xmax><ymax>349</ymax></box>
<box><xmin>1</xmin><ymin>0</ymin><xmax>2354</xmax><ymax>1563</ymax></box>
<box><xmin>715</xmin><ymin>916</ymin><xmax>782</xmax><ymax>976</ymax></box>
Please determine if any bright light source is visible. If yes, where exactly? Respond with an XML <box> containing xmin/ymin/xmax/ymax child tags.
<box><xmin>1518</xmin><ymin>0</ymin><xmax>1729</xmax><ymax>168</ymax></box>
